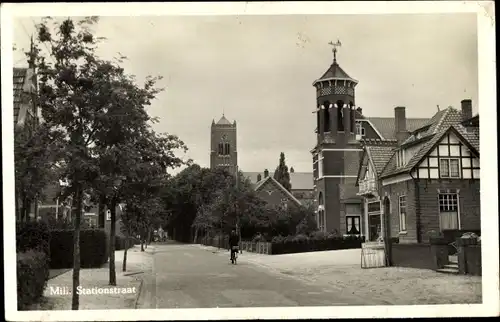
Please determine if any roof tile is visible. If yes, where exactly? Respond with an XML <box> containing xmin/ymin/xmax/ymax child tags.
<box><xmin>243</xmin><ymin>171</ymin><xmax>314</xmax><ymax>190</ymax></box>
<box><xmin>365</xmin><ymin>117</ymin><xmax>429</xmax><ymax>140</ymax></box>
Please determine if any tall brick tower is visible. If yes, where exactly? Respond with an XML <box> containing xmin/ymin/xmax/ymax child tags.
<box><xmin>312</xmin><ymin>40</ymin><xmax>364</xmax><ymax>234</ymax></box>
<box><xmin>210</xmin><ymin>114</ymin><xmax>238</xmax><ymax>174</ymax></box>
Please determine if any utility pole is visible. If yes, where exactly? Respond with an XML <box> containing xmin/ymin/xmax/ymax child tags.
<box><xmin>28</xmin><ymin>35</ymin><xmax>41</xmax><ymax>221</ymax></box>
<box><xmin>235</xmin><ymin>166</ymin><xmax>242</xmax><ymax>251</ymax></box>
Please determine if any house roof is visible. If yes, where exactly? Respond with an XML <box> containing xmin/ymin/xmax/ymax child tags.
<box><xmin>254</xmin><ymin>176</ymin><xmax>302</xmax><ymax>207</ymax></box>
<box><xmin>381</xmin><ymin>124</ymin><xmax>479</xmax><ymax>179</ymax></box>
<box><xmin>366</xmin><ymin>145</ymin><xmax>396</xmax><ymax>175</ymax></box>
<box><xmin>364</xmin><ymin>117</ymin><xmax>430</xmax><ymax>140</ymax></box>
<box><xmin>242</xmin><ymin>171</ymin><xmax>314</xmax><ymax>190</ymax></box>
<box><xmin>316</xmin><ymin>61</ymin><xmax>356</xmax><ymax>83</ymax></box>
<box><xmin>13</xmin><ymin>68</ymin><xmax>29</xmax><ymax>126</ymax></box>
<box><xmin>379</xmin><ymin>107</ymin><xmax>479</xmax><ymax>179</ymax></box>
<box><xmin>401</xmin><ymin>107</ymin><xmax>463</xmax><ymax>146</ymax></box>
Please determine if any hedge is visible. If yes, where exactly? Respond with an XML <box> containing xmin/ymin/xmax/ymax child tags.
<box><xmin>50</xmin><ymin>229</ymin><xmax>108</xmax><ymax>269</ymax></box>
<box><xmin>17</xmin><ymin>250</ymin><xmax>49</xmax><ymax>310</ymax></box>
<box><xmin>16</xmin><ymin>221</ymin><xmax>51</xmax><ymax>257</ymax></box>
<box><xmin>270</xmin><ymin>235</ymin><xmax>365</xmax><ymax>255</ymax></box>
<box><xmin>115</xmin><ymin>235</ymin><xmax>137</xmax><ymax>251</ymax></box>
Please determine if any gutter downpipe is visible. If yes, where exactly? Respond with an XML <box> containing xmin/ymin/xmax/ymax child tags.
<box><xmin>409</xmin><ymin>171</ymin><xmax>421</xmax><ymax>243</ymax></box>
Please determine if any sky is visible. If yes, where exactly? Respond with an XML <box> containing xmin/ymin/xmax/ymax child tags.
<box><xmin>12</xmin><ymin>13</ymin><xmax>478</xmax><ymax>174</ymax></box>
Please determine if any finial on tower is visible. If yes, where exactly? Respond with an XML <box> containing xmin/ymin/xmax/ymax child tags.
<box><xmin>328</xmin><ymin>39</ymin><xmax>342</xmax><ymax>63</ymax></box>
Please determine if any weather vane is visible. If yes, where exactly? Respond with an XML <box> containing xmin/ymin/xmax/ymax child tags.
<box><xmin>328</xmin><ymin>39</ymin><xmax>342</xmax><ymax>63</ymax></box>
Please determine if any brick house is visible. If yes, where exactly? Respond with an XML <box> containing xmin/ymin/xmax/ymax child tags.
<box><xmin>311</xmin><ymin>47</ymin><xmax>428</xmax><ymax>237</ymax></box>
<box><xmin>245</xmin><ymin>169</ymin><xmax>302</xmax><ymax>210</ymax></box>
<box><xmin>356</xmin><ymin>100</ymin><xmax>480</xmax><ymax>243</ymax></box>
<box><xmin>243</xmin><ymin>170</ymin><xmax>314</xmax><ymax>207</ymax></box>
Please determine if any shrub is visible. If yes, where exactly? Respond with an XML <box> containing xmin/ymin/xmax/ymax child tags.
<box><xmin>310</xmin><ymin>230</ymin><xmax>328</xmax><ymax>241</ymax></box>
<box><xmin>50</xmin><ymin>229</ymin><xmax>108</xmax><ymax>269</ymax></box>
<box><xmin>271</xmin><ymin>234</ymin><xmax>364</xmax><ymax>255</ymax></box>
<box><xmin>252</xmin><ymin>234</ymin><xmax>266</xmax><ymax>242</ymax></box>
<box><xmin>271</xmin><ymin>235</ymin><xmax>285</xmax><ymax>243</ymax></box>
<box><xmin>17</xmin><ymin>250</ymin><xmax>49</xmax><ymax>310</ymax></box>
<box><xmin>16</xmin><ymin>221</ymin><xmax>51</xmax><ymax>257</ymax></box>
<box><xmin>292</xmin><ymin>234</ymin><xmax>309</xmax><ymax>242</ymax></box>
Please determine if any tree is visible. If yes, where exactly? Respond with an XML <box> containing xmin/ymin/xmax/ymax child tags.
<box><xmin>30</xmin><ymin>16</ymin><xmax>182</xmax><ymax>309</ymax></box>
<box><xmin>273</xmin><ymin>152</ymin><xmax>291</xmax><ymax>191</ymax></box>
<box><xmin>14</xmin><ymin>124</ymin><xmax>64</xmax><ymax>221</ymax></box>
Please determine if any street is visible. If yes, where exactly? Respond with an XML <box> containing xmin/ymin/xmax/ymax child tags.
<box><xmin>136</xmin><ymin>243</ymin><xmax>366</xmax><ymax>308</ymax></box>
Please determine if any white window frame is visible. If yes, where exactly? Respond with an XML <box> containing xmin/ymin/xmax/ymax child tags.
<box><xmin>355</xmin><ymin>122</ymin><xmax>365</xmax><ymax>137</ymax></box>
<box><xmin>439</xmin><ymin>158</ymin><xmax>461</xmax><ymax>178</ymax></box>
<box><xmin>318</xmin><ymin>153</ymin><xmax>324</xmax><ymax>178</ymax></box>
<box><xmin>438</xmin><ymin>192</ymin><xmax>460</xmax><ymax>231</ymax></box>
<box><xmin>346</xmin><ymin>215</ymin><xmax>361</xmax><ymax>235</ymax></box>
<box><xmin>398</xmin><ymin>195</ymin><xmax>407</xmax><ymax>232</ymax></box>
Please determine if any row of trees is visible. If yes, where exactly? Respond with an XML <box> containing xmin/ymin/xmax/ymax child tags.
<box><xmin>15</xmin><ymin>17</ymin><xmax>188</xmax><ymax>310</ymax></box>
<box><xmin>161</xmin><ymin>164</ymin><xmax>317</xmax><ymax>244</ymax></box>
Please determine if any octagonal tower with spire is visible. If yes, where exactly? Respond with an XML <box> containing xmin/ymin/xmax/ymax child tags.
<box><xmin>210</xmin><ymin>114</ymin><xmax>238</xmax><ymax>174</ymax></box>
<box><xmin>312</xmin><ymin>40</ymin><xmax>364</xmax><ymax>235</ymax></box>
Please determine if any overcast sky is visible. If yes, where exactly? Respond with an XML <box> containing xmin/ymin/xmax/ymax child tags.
<box><xmin>13</xmin><ymin>14</ymin><xmax>478</xmax><ymax>174</ymax></box>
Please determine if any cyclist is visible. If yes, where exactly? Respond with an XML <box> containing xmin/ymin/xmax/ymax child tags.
<box><xmin>229</xmin><ymin>229</ymin><xmax>240</xmax><ymax>264</ymax></box>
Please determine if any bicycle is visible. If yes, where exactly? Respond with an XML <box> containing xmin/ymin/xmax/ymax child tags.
<box><xmin>230</xmin><ymin>245</ymin><xmax>239</xmax><ymax>264</ymax></box>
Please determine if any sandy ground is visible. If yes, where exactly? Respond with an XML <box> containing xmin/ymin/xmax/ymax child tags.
<box><xmin>28</xmin><ymin>245</ymin><xmax>155</xmax><ymax>310</ymax></box>
<box><xmin>200</xmin><ymin>246</ymin><xmax>482</xmax><ymax>305</ymax></box>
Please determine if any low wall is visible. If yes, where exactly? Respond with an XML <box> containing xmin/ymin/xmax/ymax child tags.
<box><xmin>457</xmin><ymin>240</ymin><xmax>482</xmax><ymax>276</ymax></box>
<box><xmin>391</xmin><ymin>243</ymin><xmax>448</xmax><ymax>270</ymax></box>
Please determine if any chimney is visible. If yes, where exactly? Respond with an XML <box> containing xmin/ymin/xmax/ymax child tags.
<box><xmin>257</xmin><ymin>173</ymin><xmax>262</xmax><ymax>182</ymax></box>
<box><xmin>290</xmin><ymin>167</ymin><xmax>295</xmax><ymax>173</ymax></box>
<box><xmin>356</xmin><ymin>107</ymin><xmax>362</xmax><ymax>115</ymax></box>
<box><xmin>461</xmin><ymin>99</ymin><xmax>472</xmax><ymax>122</ymax></box>
<box><xmin>264</xmin><ymin>169</ymin><xmax>269</xmax><ymax>178</ymax></box>
<box><xmin>394</xmin><ymin>106</ymin><xmax>409</xmax><ymax>144</ymax></box>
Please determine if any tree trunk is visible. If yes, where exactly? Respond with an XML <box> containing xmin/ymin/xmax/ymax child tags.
<box><xmin>122</xmin><ymin>244</ymin><xmax>128</xmax><ymax>272</ymax></box>
<box><xmin>72</xmin><ymin>185</ymin><xmax>82</xmax><ymax>310</ymax></box>
<box><xmin>25</xmin><ymin>200</ymin><xmax>32</xmax><ymax>222</ymax></box>
<box><xmin>98</xmin><ymin>194</ymin><xmax>106</xmax><ymax>228</ymax></box>
<box><xmin>193</xmin><ymin>227</ymin><xmax>199</xmax><ymax>244</ymax></box>
<box><xmin>109</xmin><ymin>197</ymin><xmax>117</xmax><ymax>286</ymax></box>
<box><xmin>20</xmin><ymin>197</ymin><xmax>27</xmax><ymax>223</ymax></box>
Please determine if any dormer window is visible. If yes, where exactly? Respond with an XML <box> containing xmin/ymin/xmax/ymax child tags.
<box><xmin>396</xmin><ymin>149</ymin><xmax>406</xmax><ymax>167</ymax></box>
<box><xmin>355</xmin><ymin>122</ymin><xmax>365</xmax><ymax>137</ymax></box>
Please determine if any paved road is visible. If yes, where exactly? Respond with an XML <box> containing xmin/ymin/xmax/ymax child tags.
<box><xmin>136</xmin><ymin>243</ymin><xmax>366</xmax><ymax>308</ymax></box>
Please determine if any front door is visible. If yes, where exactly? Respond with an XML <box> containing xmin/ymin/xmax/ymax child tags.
<box><xmin>368</xmin><ymin>214</ymin><xmax>381</xmax><ymax>241</ymax></box>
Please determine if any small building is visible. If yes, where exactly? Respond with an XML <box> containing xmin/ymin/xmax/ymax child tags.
<box><xmin>356</xmin><ymin>100</ymin><xmax>480</xmax><ymax>243</ymax></box>
<box><xmin>243</xmin><ymin>170</ymin><xmax>314</xmax><ymax>208</ymax></box>
<box><xmin>247</xmin><ymin>169</ymin><xmax>303</xmax><ymax>210</ymax></box>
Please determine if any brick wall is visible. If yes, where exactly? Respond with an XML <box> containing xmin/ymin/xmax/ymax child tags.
<box><xmin>381</xmin><ymin>180</ymin><xmax>417</xmax><ymax>243</ymax></box>
<box><xmin>256</xmin><ymin>179</ymin><xmax>300</xmax><ymax>209</ymax></box>
<box><xmin>392</xmin><ymin>243</ymin><xmax>435</xmax><ymax>270</ymax></box>
<box><xmin>416</xmin><ymin>179</ymin><xmax>480</xmax><ymax>242</ymax></box>
<box><xmin>324</xmin><ymin>178</ymin><xmax>341</xmax><ymax>232</ymax></box>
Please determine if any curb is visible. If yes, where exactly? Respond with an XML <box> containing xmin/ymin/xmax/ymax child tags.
<box><xmin>133</xmin><ymin>278</ymin><xmax>144</xmax><ymax>309</ymax></box>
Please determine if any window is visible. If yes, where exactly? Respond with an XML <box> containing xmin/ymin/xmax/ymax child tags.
<box><xmin>440</xmin><ymin>158</ymin><xmax>460</xmax><ymax>178</ymax></box>
<box><xmin>224</xmin><ymin>143</ymin><xmax>230</xmax><ymax>155</ymax></box>
<box><xmin>218</xmin><ymin>143</ymin><xmax>223</xmax><ymax>155</ymax></box>
<box><xmin>398</xmin><ymin>196</ymin><xmax>407</xmax><ymax>232</ymax></box>
<box><xmin>438</xmin><ymin>193</ymin><xmax>459</xmax><ymax>230</ymax></box>
<box><xmin>355</xmin><ymin>122</ymin><xmax>365</xmax><ymax>136</ymax></box>
<box><xmin>106</xmin><ymin>210</ymin><xmax>111</xmax><ymax>221</ymax></box>
<box><xmin>367</xmin><ymin>201</ymin><xmax>381</xmax><ymax>213</ymax></box>
<box><xmin>280</xmin><ymin>198</ymin><xmax>288</xmax><ymax>210</ymax></box>
<box><xmin>318</xmin><ymin>154</ymin><xmax>324</xmax><ymax>178</ymax></box>
<box><xmin>324</xmin><ymin>103</ymin><xmax>331</xmax><ymax>132</ymax></box>
<box><xmin>346</xmin><ymin>216</ymin><xmax>361</xmax><ymax>235</ymax></box>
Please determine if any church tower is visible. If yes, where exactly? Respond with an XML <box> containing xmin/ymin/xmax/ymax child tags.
<box><xmin>210</xmin><ymin>114</ymin><xmax>238</xmax><ymax>174</ymax></box>
<box><xmin>312</xmin><ymin>40</ymin><xmax>364</xmax><ymax>234</ymax></box>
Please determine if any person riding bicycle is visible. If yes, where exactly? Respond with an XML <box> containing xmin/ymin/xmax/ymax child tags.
<box><xmin>229</xmin><ymin>230</ymin><xmax>240</xmax><ymax>263</ymax></box>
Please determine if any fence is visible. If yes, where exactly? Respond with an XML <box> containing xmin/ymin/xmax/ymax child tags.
<box><xmin>240</xmin><ymin>241</ymin><xmax>272</xmax><ymax>255</ymax></box>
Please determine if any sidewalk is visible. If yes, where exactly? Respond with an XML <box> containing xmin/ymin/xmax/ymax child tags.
<box><xmin>33</xmin><ymin>245</ymin><xmax>155</xmax><ymax>310</ymax></box>
<box><xmin>193</xmin><ymin>244</ymin><xmax>482</xmax><ymax>305</ymax></box>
